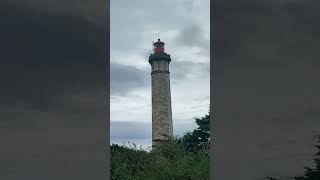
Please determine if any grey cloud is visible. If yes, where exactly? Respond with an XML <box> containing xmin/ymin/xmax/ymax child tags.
<box><xmin>110</xmin><ymin>63</ymin><xmax>149</xmax><ymax>95</ymax></box>
<box><xmin>214</xmin><ymin>0</ymin><xmax>320</xmax><ymax>179</ymax></box>
<box><xmin>174</xmin><ymin>23</ymin><xmax>210</xmax><ymax>60</ymax></box>
<box><xmin>171</xmin><ymin>60</ymin><xmax>209</xmax><ymax>81</ymax></box>
<box><xmin>181</xmin><ymin>0</ymin><xmax>195</xmax><ymax>12</ymax></box>
<box><xmin>3</xmin><ymin>0</ymin><xmax>107</xmax><ymax>26</ymax></box>
<box><xmin>111</xmin><ymin>121</ymin><xmax>151</xmax><ymax>140</ymax></box>
<box><xmin>110</xmin><ymin>0</ymin><xmax>205</xmax><ymax>53</ymax></box>
<box><xmin>174</xmin><ymin>24</ymin><xmax>210</xmax><ymax>59</ymax></box>
<box><xmin>0</xmin><ymin>2</ymin><xmax>107</xmax><ymax>179</ymax></box>
<box><xmin>214</xmin><ymin>0</ymin><xmax>320</xmax><ymax>65</ymax></box>
<box><xmin>110</xmin><ymin>0</ymin><xmax>209</xmax><ymax>152</ymax></box>
<box><xmin>0</xmin><ymin>2</ymin><xmax>107</xmax><ymax>109</ymax></box>
<box><xmin>176</xmin><ymin>24</ymin><xmax>207</xmax><ymax>47</ymax></box>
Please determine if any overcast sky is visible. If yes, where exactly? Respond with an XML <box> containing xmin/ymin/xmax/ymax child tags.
<box><xmin>214</xmin><ymin>0</ymin><xmax>320</xmax><ymax>179</ymax></box>
<box><xmin>0</xmin><ymin>0</ymin><xmax>107</xmax><ymax>179</ymax></box>
<box><xmin>110</xmin><ymin>0</ymin><xmax>210</xmax><ymax>147</ymax></box>
<box><xmin>2</xmin><ymin>0</ymin><xmax>320</xmax><ymax>179</ymax></box>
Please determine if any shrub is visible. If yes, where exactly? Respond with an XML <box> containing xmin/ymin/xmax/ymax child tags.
<box><xmin>111</xmin><ymin>112</ymin><xmax>211</xmax><ymax>180</ymax></box>
<box><xmin>111</xmin><ymin>138</ymin><xmax>210</xmax><ymax>180</ymax></box>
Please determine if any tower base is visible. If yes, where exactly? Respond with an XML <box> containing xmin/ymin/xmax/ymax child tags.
<box><xmin>152</xmin><ymin>139</ymin><xmax>170</xmax><ymax>150</ymax></box>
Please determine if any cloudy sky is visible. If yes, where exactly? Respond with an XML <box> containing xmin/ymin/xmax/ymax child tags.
<box><xmin>214</xmin><ymin>0</ymin><xmax>320</xmax><ymax>179</ymax></box>
<box><xmin>2</xmin><ymin>0</ymin><xmax>320</xmax><ymax>179</ymax></box>
<box><xmin>0</xmin><ymin>0</ymin><xmax>108</xmax><ymax>179</ymax></box>
<box><xmin>110</xmin><ymin>0</ymin><xmax>210</xmax><ymax>147</ymax></box>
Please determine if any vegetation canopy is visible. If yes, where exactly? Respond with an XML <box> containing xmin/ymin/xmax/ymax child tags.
<box><xmin>111</xmin><ymin>112</ymin><xmax>211</xmax><ymax>180</ymax></box>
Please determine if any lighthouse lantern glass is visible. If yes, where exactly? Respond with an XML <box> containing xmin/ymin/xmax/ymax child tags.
<box><xmin>153</xmin><ymin>39</ymin><xmax>165</xmax><ymax>54</ymax></box>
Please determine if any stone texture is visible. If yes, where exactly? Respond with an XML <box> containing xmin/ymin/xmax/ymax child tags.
<box><xmin>149</xmin><ymin>56</ymin><xmax>173</xmax><ymax>148</ymax></box>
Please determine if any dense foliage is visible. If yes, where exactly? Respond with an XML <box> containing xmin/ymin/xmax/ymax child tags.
<box><xmin>111</xmin><ymin>112</ymin><xmax>211</xmax><ymax>180</ymax></box>
<box><xmin>180</xmin><ymin>113</ymin><xmax>210</xmax><ymax>152</ymax></box>
<box><xmin>266</xmin><ymin>135</ymin><xmax>320</xmax><ymax>180</ymax></box>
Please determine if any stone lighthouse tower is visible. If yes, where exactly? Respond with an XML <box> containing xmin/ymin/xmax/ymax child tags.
<box><xmin>149</xmin><ymin>38</ymin><xmax>173</xmax><ymax>148</ymax></box>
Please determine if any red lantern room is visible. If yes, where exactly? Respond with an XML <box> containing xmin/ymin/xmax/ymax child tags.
<box><xmin>153</xmin><ymin>38</ymin><xmax>165</xmax><ymax>54</ymax></box>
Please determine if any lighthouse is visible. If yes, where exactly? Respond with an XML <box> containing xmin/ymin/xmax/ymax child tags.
<box><xmin>149</xmin><ymin>38</ymin><xmax>173</xmax><ymax>148</ymax></box>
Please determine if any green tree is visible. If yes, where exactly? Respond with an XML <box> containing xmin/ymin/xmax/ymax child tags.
<box><xmin>181</xmin><ymin>112</ymin><xmax>211</xmax><ymax>151</ymax></box>
<box><xmin>110</xmin><ymin>111</ymin><xmax>211</xmax><ymax>180</ymax></box>
<box><xmin>111</xmin><ymin>144</ymin><xmax>151</xmax><ymax>180</ymax></box>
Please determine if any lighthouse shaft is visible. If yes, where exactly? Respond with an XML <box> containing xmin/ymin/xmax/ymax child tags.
<box><xmin>149</xmin><ymin>39</ymin><xmax>173</xmax><ymax>148</ymax></box>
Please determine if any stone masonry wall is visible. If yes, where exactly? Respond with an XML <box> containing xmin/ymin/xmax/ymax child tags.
<box><xmin>151</xmin><ymin>59</ymin><xmax>173</xmax><ymax>147</ymax></box>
